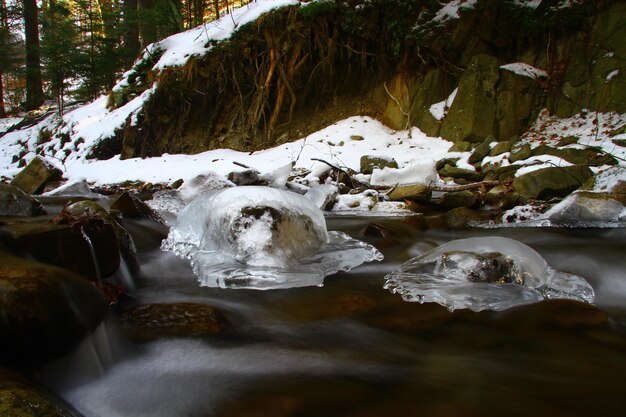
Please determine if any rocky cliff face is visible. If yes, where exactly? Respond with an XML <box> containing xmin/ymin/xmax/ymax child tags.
<box><xmin>109</xmin><ymin>0</ymin><xmax>625</xmax><ymax>159</ymax></box>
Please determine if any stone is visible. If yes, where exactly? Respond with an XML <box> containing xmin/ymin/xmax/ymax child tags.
<box><xmin>0</xmin><ymin>184</ymin><xmax>46</xmax><ymax>217</ymax></box>
<box><xmin>489</xmin><ymin>140</ymin><xmax>512</xmax><ymax>157</ymax></box>
<box><xmin>509</xmin><ymin>143</ymin><xmax>532</xmax><ymax>162</ymax></box>
<box><xmin>496</xmin><ymin>67</ymin><xmax>543</xmax><ymax>139</ymax></box>
<box><xmin>440</xmin><ymin>54</ymin><xmax>499</xmax><ymax>142</ymax></box>
<box><xmin>0</xmin><ymin>367</ymin><xmax>80</xmax><ymax>416</ymax></box>
<box><xmin>438</xmin><ymin>190</ymin><xmax>479</xmax><ymax>210</ymax></box>
<box><xmin>227</xmin><ymin>169</ymin><xmax>260</xmax><ymax>186</ymax></box>
<box><xmin>305</xmin><ymin>185</ymin><xmax>338</xmax><ymax>211</ymax></box>
<box><xmin>532</xmin><ymin>145</ymin><xmax>616</xmax><ymax>166</ymax></box>
<box><xmin>468</xmin><ymin>136</ymin><xmax>494</xmax><ymax>164</ymax></box>
<box><xmin>438</xmin><ymin>165</ymin><xmax>484</xmax><ymax>182</ymax></box>
<box><xmin>360</xmin><ymin>155</ymin><xmax>398</xmax><ymax>175</ymax></box>
<box><xmin>0</xmin><ymin>251</ymin><xmax>107</xmax><ymax>367</ymax></box>
<box><xmin>513</xmin><ymin>165</ymin><xmax>594</xmax><ymax>201</ymax></box>
<box><xmin>484</xmin><ymin>164</ymin><xmax>520</xmax><ymax>181</ymax></box>
<box><xmin>444</xmin><ymin>207</ymin><xmax>487</xmax><ymax>229</ymax></box>
<box><xmin>548</xmin><ymin>191</ymin><xmax>626</xmax><ymax>224</ymax></box>
<box><xmin>9</xmin><ymin>157</ymin><xmax>63</xmax><ymax>195</ymax></box>
<box><xmin>447</xmin><ymin>141</ymin><xmax>473</xmax><ymax>152</ymax></box>
<box><xmin>6</xmin><ymin>218</ymin><xmax>121</xmax><ymax>280</ymax></box>
<box><xmin>111</xmin><ymin>192</ymin><xmax>165</xmax><ymax>224</ymax></box>
<box><xmin>387</xmin><ymin>184</ymin><xmax>432</xmax><ymax>203</ymax></box>
<box><xmin>61</xmin><ymin>200</ymin><xmax>139</xmax><ymax>274</ymax></box>
<box><xmin>121</xmin><ymin>303</ymin><xmax>230</xmax><ymax>341</ymax></box>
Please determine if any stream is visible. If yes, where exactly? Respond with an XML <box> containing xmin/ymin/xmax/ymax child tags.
<box><xmin>41</xmin><ymin>212</ymin><xmax>626</xmax><ymax>417</ymax></box>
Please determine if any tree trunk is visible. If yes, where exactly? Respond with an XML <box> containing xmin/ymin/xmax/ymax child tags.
<box><xmin>23</xmin><ymin>0</ymin><xmax>44</xmax><ymax>110</ymax></box>
<box><xmin>123</xmin><ymin>0</ymin><xmax>140</xmax><ymax>65</ymax></box>
<box><xmin>213</xmin><ymin>0</ymin><xmax>219</xmax><ymax>20</ymax></box>
<box><xmin>0</xmin><ymin>72</ymin><xmax>6</xmax><ymax>117</ymax></box>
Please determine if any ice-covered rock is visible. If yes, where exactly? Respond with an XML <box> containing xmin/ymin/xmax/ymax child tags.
<box><xmin>162</xmin><ymin>186</ymin><xmax>382</xmax><ymax>289</ymax></box>
<box><xmin>384</xmin><ymin>237</ymin><xmax>594</xmax><ymax>312</ymax></box>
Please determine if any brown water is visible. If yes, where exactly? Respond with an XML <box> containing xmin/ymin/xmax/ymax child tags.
<box><xmin>44</xmin><ymin>215</ymin><xmax>626</xmax><ymax>417</ymax></box>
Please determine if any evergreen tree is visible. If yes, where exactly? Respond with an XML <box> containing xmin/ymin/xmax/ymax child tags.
<box><xmin>41</xmin><ymin>0</ymin><xmax>79</xmax><ymax>114</ymax></box>
<box><xmin>23</xmin><ymin>0</ymin><xmax>45</xmax><ymax>110</ymax></box>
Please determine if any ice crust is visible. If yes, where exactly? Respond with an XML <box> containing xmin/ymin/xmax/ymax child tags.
<box><xmin>161</xmin><ymin>186</ymin><xmax>383</xmax><ymax>289</ymax></box>
<box><xmin>384</xmin><ymin>237</ymin><xmax>594</xmax><ymax>311</ymax></box>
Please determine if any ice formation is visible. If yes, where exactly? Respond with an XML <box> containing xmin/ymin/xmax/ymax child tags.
<box><xmin>162</xmin><ymin>186</ymin><xmax>382</xmax><ymax>289</ymax></box>
<box><xmin>384</xmin><ymin>237</ymin><xmax>594</xmax><ymax>311</ymax></box>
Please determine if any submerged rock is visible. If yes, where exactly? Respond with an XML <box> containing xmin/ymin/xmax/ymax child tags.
<box><xmin>0</xmin><ymin>183</ymin><xmax>46</xmax><ymax>217</ymax></box>
<box><xmin>384</xmin><ymin>237</ymin><xmax>594</xmax><ymax>312</ymax></box>
<box><xmin>162</xmin><ymin>186</ymin><xmax>382</xmax><ymax>289</ymax></box>
<box><xmin>0</xmin><ymin>251</ymin><xmax>108</xmax><ymax>367</ymax></box>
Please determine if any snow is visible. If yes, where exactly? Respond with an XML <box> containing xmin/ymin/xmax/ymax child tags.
<box><xmin>150</xmin><ymin>0</ymin><xmax>300</xmax><ymax>70</ymax></box>
<box><xmin>500</xmin><ymin>63</ymin><xmax>548</xmax><ymax>79</ymax></box>
<box><xmin>432</xmin><ymin>0</ymin><xmax>478</xmax><ymax>23</ymax></box>
<box><xmin>514</xmin><ymin>154</ymin><xmax>573</xmax><ymax>176</ymax></box>
<box><xmin>429</xmin><ymin>88</ymin><xmax>458</xmax><ymax>121</ymax></box>
<box><xmin>606</xmin><ymin>70</ymin><xmax>619</xmax><ymax>82</ymax></box>
<box><xmin>369</xmin><ymin>160</ymin><xmax>437</xmax><ymax>186</ymax></box>
<box><xmin>511</xmin><ymin>0</ymin><xmax>542</xmax><ymax>8</ymax></box>
<box><xmin>0</xmin><ymin>117</ymin><xmax>21</xmax><ymax>134</ymax></box>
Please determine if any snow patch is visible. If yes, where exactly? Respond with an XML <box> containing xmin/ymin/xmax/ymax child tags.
<box><xmin>501</xmin><ymin>63</ymin><xmax>548</xmax><ymax>79</ymax></box>
<box><xmin>429</xmin><ymin>88</ymin><xmax>458</xmax><ymax>121</ymax></box>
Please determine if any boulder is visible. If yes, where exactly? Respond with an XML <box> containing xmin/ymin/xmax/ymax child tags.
<box><xmin>438</xmin><ymin>190</ymin><xmax>480</xmax><ymax>210</ymax></box>
<box><xmin>0</xmin><ymin>367</ymin><xmax>80</xmax><ymax>416</ymax></box>
<box><xmin>360</xmin><ymin>155</ymin><xmax>398</xmax><ymax>174</ymax></box>
<box><xmin>9</xmin><ymin>157</ymin><xmax>63</xmax><ymax>195</ymax></box>
<box><xmin>0</xmin><ymin>251</ymin><xmax>108</xmax><ymax>367</ymax></box>
<box><xmin>484</xmin><ymin>164</ymin><xmax>520</xmax><ymax>181</ymax></box>
<box><xmin>438</xmin><ymin>165</ymin><xmax>484</xmax><ymax>182</ymax></box>
<box><xmin>305</xmin><ymin>185</ymin><xmax>338</xmax><ymax>211</ymax></box>
<box><xmin>447</xmin><ymin>141</ymin><xmax>473</xmax><ymax>152</ymax></box>
<box><xmin>509</xmin><ymin>143</ymin><xmax>532</xmax><ymax>162</ymax></box>
<box><xmin>121</xmin><ymin>303</ymin><xmax>230</xmax><ymax>341</ymax></box>
<box><xmin>513</xmin><ymin>165</ymin><xmax>594</xmax><ymax>200</ymax></box>
<box><xmin>532</xmin><ymin>145</ymin><xmax>616</xmax><ymax>166</ymax></box>
<box><xmin>6</xmin><ymin>218</ymin><xmax>120</xmax><ymax>280</ymax></box>
<box><xmin>227</xmin><ymin>169</ymin><xmax>261</xmax><ymax>186</ymax></box>
<box><xmin>387</xmin><ymin>184</ymin><xmax>432</xmax><ymax>203</ymax></box>
<box><xmin>0</xmin><ymin>184</ymin><xmax>46</xmax><ymax>217</ymax></box>
<box><xmin>111</xmin><ymin>192</ymin><xmax>165</xmax><ymax>224</ymax></box>
<box><xmin>62</xmin><ymin>200</ymin><xmax>139</xmax><ymax>274</ymax></box>
<box><xmin>440</xmin><ymin>54</ymin><xmax>499</xmax><ymax>142</ymax></box>
<box><xmin>468</xmin><ymin>136</ymin><xmax>494</xmax><ymax>164</ymax></box>
<box><xmin>489</xmin><ymin>140</ymin><xmax>513</xmax><ymax>157</ymax></box>
<box><xmin>445</xmin><ymin>207</ymin><xmax>488</xmax><ymax>229</ymax></box>
<box><xmin>547</xmin><ymin>191</ymin><xmax>626</xmax><ymax>224</ymax></box>
<box><xmin>496</xmin><ymin>66</ymin><xmax>544</xmax><ymax>140</ymax></box>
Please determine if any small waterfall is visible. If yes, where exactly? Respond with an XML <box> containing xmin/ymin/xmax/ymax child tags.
<box><xmin>80</xmin><ymin>227</ymin><xmax>103</xmax><ymax>288</ymax></box>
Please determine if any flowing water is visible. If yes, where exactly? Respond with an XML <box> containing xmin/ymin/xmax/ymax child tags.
<box><xmin>42</xmin><ymin>214</ymin><xmax>626</xmax><ymax>417</ymax></box>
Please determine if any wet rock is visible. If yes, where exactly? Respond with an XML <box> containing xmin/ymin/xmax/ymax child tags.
<box><xmin>547</xmin><ymin>191</ymin><xmax>626</xmax><ymax>224</ymax></box>
<box><xmin>63</xmin><ymin>200</ymin><xmax>139</xmax><ymax>274</ymax></box>
<box><xmin>444</xmin><ymin>207</ymin><xmax>491</xmax><ymax>229</ymax></box>
<box><xmin>509</xmin><ymin>143</ymin><xmax>532</xmax><ymax>163</ymax></box>
<box><xmin>0</xmin><ymin>367</ymin><xmax>80</xmax><ymax>416</ymax></box>
<box><xmin>121</xmin><ymin>303</ymin><xmax>230</xmax><ymax>341</ymax></box>
<box><xmin>227</xmin><ymin>169</ymin><xmax>261</xmax><ymax>186</ymax></box>
<box><xmin>0</xmin><ymin>184</ymin><xmax>46</xmax><ymax>217</ymax></box>
<box><xmin>513</xmin><ymin>165</ymin><xmax>594</xmax><ymax>201</ymax></box>
<box><xmin>6</xmin><ymin>217</ymin><xmax>120</xmax><ymax>280</ymax></box>
<box><xmin>387</xmin><ymin>184</ymin><xmax>431</xmax><ymax>203</ymax></box>
<box><xmin>111</xmin><ymin>192</ymin><xmax>165</xmax><ymax>224</ymax></box>
<box><xmin>360</xmin><ymin>155</ymin><xmax>398</xmax><ymax>175</ymax></box>
<box><xmin>484</xmin><ymin>185</ymin><xmax>518</xmax><ymax>210</ymax></box>
<box><xmin>0</xmin><ymin>251</ymin><xmax>108</xmax><ymax>368</ymax></box>
<box><xmin>9</xmin><ymin>157</ymin><xmax>63</xmax><ymax>195</ymax></box>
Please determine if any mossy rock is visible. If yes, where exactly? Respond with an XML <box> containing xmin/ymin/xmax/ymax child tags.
<box><xmin>445</xmin><ymin>207</ymin><xmax>495</xmax><ymax>229</ymax></box>
<box><xmin>489</xmin><ymin>140</ymin><xmax>513</xmax><ymax>157</ymax></box>
<box><xmin>360</xmin><ymin>155</ymin><xmax>398</xmax><ymax>175</ymax></box>
<box><xmin>0</xmin><ymin>367</ymin><xmax>79</xmax><ymax>416</ymax></box>
<box><xmin>612</xmin><ymin>139</ymin><xmax>626</xmax><ymax>147</ymax></box>
<box><xmin>121</xmin><ymin>303</ymin><xmax>231</xmax><ymax>341</ymax></box>
<box><xmin>0</xmin><ymin>251</ymin><xmax>108</xmax><ymax>368</ymax></box>
<box><xmin>533</xmin><ymin>145</ymin><xmax>616</xmax><ymax>166</ymax></box>
<box><xmin>468</xmin><ymin>136</ymin><xmax>494</xmax><ymax>164</ymax></box>
<box><xmin>387</xmin><ymin>184</ymin><xmax>432</xmax><ymax>203</ymax></box>
<box><xmin>438</xmin><ymin>190</ymin><xmax>480</xmax><ymax>210</ymax></box>
<box><xmin>438</xmin><ymin>165</ymin><xmax>484</xmax><ymax>182</ymax></box>
<box><xmin>447</xmin><ymin>141</ymin><xmax>473</xmax><ymax>152</ymax></box>
<box><xmin>9</xmin><ymin>157</ymin><xmax>63</xmax><ymax>195</ymax></box>
<box><xmin>111</xmin><ymin>192</ymin><xmax>165</xmax><ymax>224</ymax></box>
<box><xmin>0</xmin><ymin>184</ymin><xmax>46</xmax><ymax>217</ymax></box>
<box><xmin>513</xmin><ymin>165</ymin><xmax>594</xmax><ymax>201</ymax></box>
<box><xmin>484</xmin><ymin>164</ymin><xmax>520</xmax><ymax>181</ymax></box>
<box><xmin>509</xmin><ymin>143</ymin><xmax>532</xmax><ymax>163</ymax></box>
